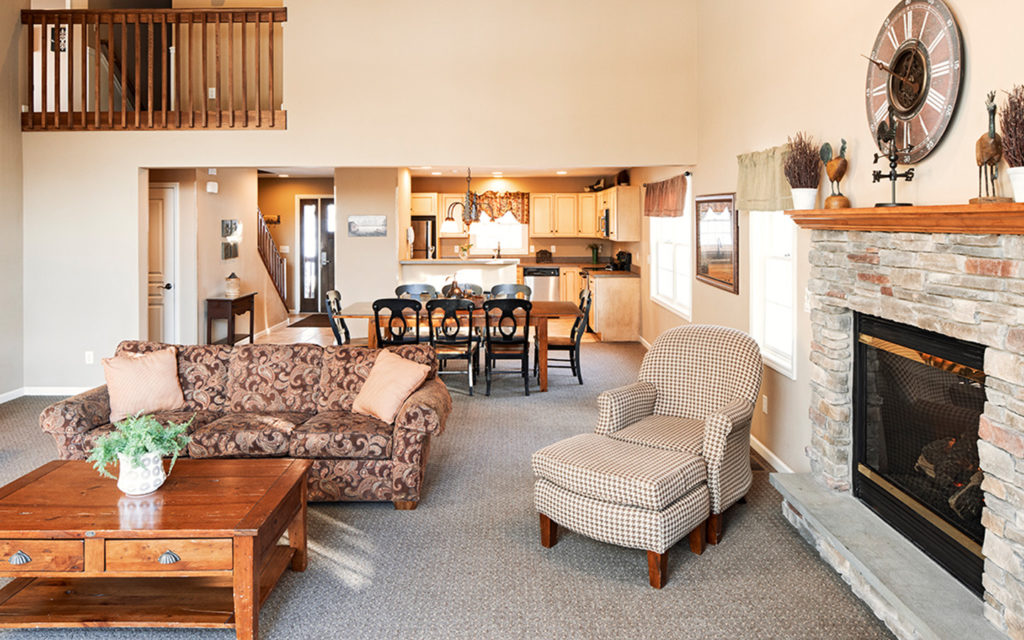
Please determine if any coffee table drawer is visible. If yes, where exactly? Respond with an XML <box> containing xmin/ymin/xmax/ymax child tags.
<box><xmin>0</xmin><ymin>540</ymin><xmax>84</xmax><ymax>572</ymax></box>
<box><xmin>105</xmin><ymin>539</ymin><xmax>233</xmax><ymax>572</ymax></box>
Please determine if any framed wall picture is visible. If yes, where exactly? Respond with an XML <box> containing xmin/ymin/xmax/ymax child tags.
<box><xmin>347</xmin><ymin>215</ymin><xmax>387</xmax><ymax>237</ymax></box>
<box><xmin>695</xmin><ymin>193</ymin><xmax>739</xmax><ymax>294</ymax></box>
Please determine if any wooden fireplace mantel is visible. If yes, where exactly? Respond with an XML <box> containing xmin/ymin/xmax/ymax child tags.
<box><xmin>785</xmin><ymin>202</ymin><xmax>1024</xmax><ymax>234</ymax></box>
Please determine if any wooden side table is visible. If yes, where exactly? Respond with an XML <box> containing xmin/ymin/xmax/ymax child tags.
<box><xmin>206</xmin><ymin>293</ymin><xmax>256</xmax><ymax>345</ymax></box>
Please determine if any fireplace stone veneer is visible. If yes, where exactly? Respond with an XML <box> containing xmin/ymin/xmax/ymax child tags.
<box><xmin>805</xmin><ymin>229</ymin><xmax>1024</xmax><ymax>639</ymax></box>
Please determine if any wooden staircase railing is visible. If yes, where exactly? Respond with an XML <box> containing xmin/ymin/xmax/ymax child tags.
<box><xmin>22</xmin><ymin>8</ymin><xmax>286</xmax><ymax>131</ymax></box>
<box><xmin>257</xmin><ymin>210</ymin><xmax>288</xmax><ymax>308</ymax></box>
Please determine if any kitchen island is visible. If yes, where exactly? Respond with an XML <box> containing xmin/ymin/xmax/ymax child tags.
<box><xmin>399</xmin><ymin>259</ymin><xmax>519</xmax><ymax>291</ymax></box>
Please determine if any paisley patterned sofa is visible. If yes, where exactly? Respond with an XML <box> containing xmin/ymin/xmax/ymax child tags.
<box><xmin>39</xmin><ymin>341</ymin><xmax>452</xmax><ymax>509</ymax></box>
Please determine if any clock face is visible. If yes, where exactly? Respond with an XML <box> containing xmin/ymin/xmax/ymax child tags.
<box><xmin>865</xmin><ymin>0</ymin><xmax>963</xmax><ymax>164</ymax></box>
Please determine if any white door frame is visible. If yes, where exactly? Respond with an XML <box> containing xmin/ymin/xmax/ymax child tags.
<box><xmin>149</xmin><ymin>183</ymin><xmax>181</xmax><ymax>342</ymax></box>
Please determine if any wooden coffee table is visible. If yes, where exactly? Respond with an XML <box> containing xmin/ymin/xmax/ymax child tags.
<box><xmin>0</xmin><ymin>458</ymin><xmax>311</xmax><ymax>640</ymax></box>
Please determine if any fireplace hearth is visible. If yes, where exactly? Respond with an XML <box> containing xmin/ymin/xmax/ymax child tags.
<box><xmin>854</xmin><ymin>312</ymin><xmax>986</xmax><ymax>594</ymax></box>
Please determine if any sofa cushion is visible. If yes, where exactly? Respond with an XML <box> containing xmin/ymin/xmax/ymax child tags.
<box><xmin>608</xmin><ymin>414</ymin><xmax>704</xmax><ymax>457</ymax></box>
<box><xmin>227</xmin><ymin>344</ymin><xmax>323</xmax><ymax>414</ymax></box>
<box><xmin>532</xmin><ymin>433</ymin><xmax>707</xmax><ymax>511</ymax></box>
<box><xmin>103</xmin><ymin>347</ymin><xmax>186</xmax><ymax>423</ymax></box>
<box><xmin>117</xmin><ymin>341</ymin><xmax>232</xmax><ymax>413</ymax></box>
<box><xmin>353</xmin><ymin>351</ymin><xmax>431</xmax><ymax>424</ymax></box>
<box><xmin>146</xmin><ymin>410</ymin><xmax>222</xmax><ymax>434</ymax></box>
<box><xmin>316</xmin><ymin>345</ymin><xmax>438</xmax><ymax>412</ymax></box>
<box><xmin>187</xmin><ymin>412</ymin><xmax>311</xmax><ymax>458</ymax></box>
<box><xmin>289</xmin><ymin>412</ymin><xmax>393</xmax><ymax>459</ymax></box>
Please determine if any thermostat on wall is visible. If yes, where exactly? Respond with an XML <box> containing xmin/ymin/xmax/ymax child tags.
<box><xmin>206</xmin><ymin>181</ymin><xmax>219</xmax><ymax>194</ymax></box>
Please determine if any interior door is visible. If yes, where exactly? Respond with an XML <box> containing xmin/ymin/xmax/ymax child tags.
<box><xmin>300</xmin><ymin>197</ymin><xmax>335</xmax><ymax>313</ymax></box>
<box><xmin>320</xmin><ymin>199</ymin><xmax>335</xmax><ymax>305</ymax></box>
<box><xmin>148</xmin><ymin>186</ymin><xmax>176</xmax><ymax>342</ymax></box>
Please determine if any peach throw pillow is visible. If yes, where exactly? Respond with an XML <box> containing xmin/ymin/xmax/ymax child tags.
<box><xmin>102</xmin><ymin>347</ymin><xmax>185</xmax><ymax>423</ymax></box>
<box><xmin>353</xmin><ymin>350</ymin><xmax>430</xmax><ymax>424</ymax></box>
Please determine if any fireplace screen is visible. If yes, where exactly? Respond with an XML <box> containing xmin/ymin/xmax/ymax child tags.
<box><xmin>854</xmin><ymin>313</ymin><xmax>985</xmax><ymax>594</ymax></box>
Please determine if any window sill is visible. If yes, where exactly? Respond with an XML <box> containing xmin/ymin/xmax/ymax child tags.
<box><xmin>762</xmin><ymin>350</ymin><xmax>796</xmax><ymax>380</ymax></box>
<box><xmin>651</xmin><ymin>295</ymin><xmax>691</xmax><ymax>322</ymax></box>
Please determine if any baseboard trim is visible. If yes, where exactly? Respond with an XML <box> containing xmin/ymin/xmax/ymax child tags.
<box><xmin>257</xmin><ymin>319</ymin><xmax>290</xmax><ymax>337</ymax></box>
<box><xmin>751</xmin><ymin>435</ymin><xmax>794</xmax><ymax>473</ymax></box>
<box><xmin>638</xmin><ymin>336</ymin><xmax>652</xmax><ymax>350</ymax></box>
<box><xmin>0</xmin><ymin>388</ymin><xmax>25</xmax><ymax>405</ymax></box>
<box><xmin>23</xmin><ymin>386</ymin><xmax>92</xmax><ymax>397</ymax></box>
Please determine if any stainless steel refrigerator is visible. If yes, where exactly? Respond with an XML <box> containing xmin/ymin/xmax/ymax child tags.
<box><xmin>411</xmin><ymin>216</ymin><xmax>436</xmax><ymax>259</ymax></box>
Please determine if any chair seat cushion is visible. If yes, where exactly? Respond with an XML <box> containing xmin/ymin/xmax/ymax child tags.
<box><xmin>289</xmin><ymin>411</ymin><xmax>393</xmax><ymax>459</ymax></box>
<box><xmin>188</xmin><ymin>412</ymin><xmax>310</xmax><ymax>458</ymax></box>
<box><xmin>608</xmin><ymin>414</ymin><xmax>704</xmax><ymax>456</ymax></box>
<box><xmin>488</xmin><ymin>343</ymin><xmax>527</xmax><ymax>353</ymax></box>
<box><xmin>531</xmin><ymin>433</ymin><xmax>706</xmax><ymax>511</ymax></box>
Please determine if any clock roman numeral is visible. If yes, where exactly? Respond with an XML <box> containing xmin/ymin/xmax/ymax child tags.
<box><xmin>918</xmin><ymin>11</ymin><xmax>929</xmax><ymax>40</ymax></box>
<box><xmin>903</xmin><ymin>11</ymin><xmax>913</xmax><ymax>40</ymax></box>
<box><xmin>903</xmin><ymin>121</ymin><xmax>912</xmax><ymax>148</ymax></box>
<box><xmin>871</xmin><ymin>84</ymin><xmax>887</xmax><ymax>97</ymax></box>
<box><xmin>918</xmin><ymin>114</ymin><xmax>930</xmax><ymax>137</ymax></box>
<box><xmin>932</xmin><ymin>60</ymin><xmax>951</xmax><ymax>77</ymax></box>
<box><xmin>928</xmin><ymin>30</ymin><xmax>946</xmax><ymax>54</ymax></box>
<box><xmin>887</xmin><ymin>26</ymin><xmax>899</xmax><ymax>50</ymax></box>
<box><xmin>874</xmin><ymin>101</ymin><xmax>889</xmax><ymax>124</ymax></box>
<box><xmin>926</xmin><ymin>87</ymin><xmax>946</xmax><ymax>113</ymax></box>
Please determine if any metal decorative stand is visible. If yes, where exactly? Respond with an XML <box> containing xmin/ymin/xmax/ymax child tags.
<box><xmin>872</xmin><ymin>109</ymin><xmax>915</xmax><ymax>207</ymax></box>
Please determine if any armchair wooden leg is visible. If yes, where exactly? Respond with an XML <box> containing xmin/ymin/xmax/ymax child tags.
<box><xmin>689</xmin><ymin>520</ymin><xmax>706</xmax><ymax>555</ymax></box>
<box><xmin>707</xmin><ymin>513</ymin><xmax>723</xmax><ymax>545</ymax></box>
<box><xmin>647</xmin><ymin>550</ymin><xmax>667</xmax><ymax>589</ymax></box>
<box><xmin>539</xmin><ymin>513</ymin><xmax>558</xmax><ymax>548</ymax></box>
<box><xmin>393</xmin><ymin>500</ymin><xmax>418</xmax><ymax>510</ymax></box>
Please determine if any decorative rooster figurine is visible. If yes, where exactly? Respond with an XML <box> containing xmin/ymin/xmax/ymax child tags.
<box><xmin>820</xmin><ymin>139</ymin><xmax>849</xmax><ymax>209</ymax></box>
<box><xmin>975</xmin><ymin>91</ymin><xmax>1006</xmax><ymax>201</ymax></box>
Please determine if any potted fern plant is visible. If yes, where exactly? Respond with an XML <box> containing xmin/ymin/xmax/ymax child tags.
<box><xmin>87</xmin><ymin>414</ymin><xmax>191</xmax><ymax>496</ymax></box>
<box><xmin>1002</xmin><ymin>85</ymin><xmax>1024</xmax><ymax>203</ymax></box>
<box><xmin>784</xmin><ymin>132</ymin><xmax>823</xmax><ymax>209</ymax></box>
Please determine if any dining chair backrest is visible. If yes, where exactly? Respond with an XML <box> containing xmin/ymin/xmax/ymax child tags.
<box><xmin>570</xmin><ymin>288</ymin><xmax>592</xmax><ymax>346</ymax></box>
<box><xmin>324</xmin><ymin>289</ymin><xmax>351</xmax><ymax>345</ymax></box>
<box><xmin>489</xmin><ymin>283</ymin><xmax>532</xmax><ymax>300</ymax></box>
<box><xmin>425</xmin><ymin>298</ymin><xmax>476</xmax><ymax>346</ymax></box>
<box><xmin>372</xmin><ymin>297</ymin><xmax>422</xmax><ymax>346</ymax></box>
<box><xmin>458</xmin><ymin>282</ymin><xmax>484</xmax><ymax>297</ymax></box>
<box><xmin>395</xmin><ymin>283</ymin><xmax>438</xmax><ymax>301</ymax></box>
<box><xmin>482</xmin><ymin>298</ymin><xmax>532</xmax><ymax>345</ymax></box>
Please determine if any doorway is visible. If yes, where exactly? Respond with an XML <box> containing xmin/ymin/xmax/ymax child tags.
<box><xmin>299</xmin><ymin>197</ymin><xmax>335</xmax><ymax>313</ymax></box>
<box><xmin>148</xmin><ymin>184</ymin><xmax>178</xmax><ymax>342</ymax></box>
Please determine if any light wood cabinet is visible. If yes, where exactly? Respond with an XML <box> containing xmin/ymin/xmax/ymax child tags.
<box><xmin>410</xmin><ymin>192</ymin><xmax>438</xmax><ymax>217</ymax></box>
<box><xmin>596</xmin><ymin>186</ymin><xmax>640</xmax><ymax>242</ymax></box>
<box><xmin>578</xmin><ymin>193</ymin><xmax>598</xmax><ymax>237</ymax></box>
<box><xmin>438</xmin><ymin>193</ymin><xmax>470</xmax><ymax>237</ymax></box>
<box><xmin>530</xmin><ymin>194</ymin><xmax>556</xmax><ymax>237</ymax></box>
<box><xmin>553</xmin><ymin>194</ymin><xmax>578</xmax><ymax>237</ymax></box>
<box><xmin>589</xmin><ymin>275</ymin><xmax>640</xmax><ymax>341</ymax></box>
<box><xmin>559</xmin><ymin>267</ymin><xmax>583</xmax><ymax>302</ymax></box>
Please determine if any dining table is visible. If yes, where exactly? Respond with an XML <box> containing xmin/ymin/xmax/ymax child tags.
<box><xmin>334</xmin><ymin>299</ymin><xmax>582</xmax><ymax>392</ymax></box>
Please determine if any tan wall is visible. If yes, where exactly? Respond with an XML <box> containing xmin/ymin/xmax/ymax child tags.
<box><xmin>256</xmin><ymin>176</ymin><xmax>334</xmax><ymax>310</ymax></box>
<box><xmin>0</xmin><ymin>1</ymin><xmax>27</xmax><ymax>394</ymax></box>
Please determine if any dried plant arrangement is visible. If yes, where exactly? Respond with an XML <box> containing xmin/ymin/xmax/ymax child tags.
<box><xmin>783</xmin><ymin>132</ymin><xmax>822</xmax><ymax>189</ymax></box>
<box><xmin>1002</xmin><ymin>85</ymin><xmax>1024</xmax><ymax>168</ymax></box>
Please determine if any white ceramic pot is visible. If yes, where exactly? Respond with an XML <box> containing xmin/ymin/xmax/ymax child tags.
<box><xmin>790</xmin><ymin>188</ymin><xmax>819</xmax><ymax>210</ymax></box>
<box><xmin>1008</xmin><ymin>166</ymin><xmax>1024</xmax><ymax>203</ymax></box>
<box><xmin>117</xmin><ymin>451</ymin><xmax>167</xmax><ymax>496</ymax></box>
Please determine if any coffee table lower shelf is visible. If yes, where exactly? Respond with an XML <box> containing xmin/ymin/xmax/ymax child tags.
<box><xmin>0</xmin><ymin>544</ymin><xmax>295</xmax><ymax>630</ymax></box>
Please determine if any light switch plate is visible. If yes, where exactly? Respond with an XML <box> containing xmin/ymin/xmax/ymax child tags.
<box><xmin>206</xmin><ymin>181</ymin><xmax>219</xmax><ymax>194</ymax></box>
<box><xmin>279</xmin><ymin>245</ymin><xmax>289</xmax><ymax>254</ymax></box>
<box><xmin>208</xmin><ymin>87</ymin><xmax>216</xmax><ymax>100</ymax></box>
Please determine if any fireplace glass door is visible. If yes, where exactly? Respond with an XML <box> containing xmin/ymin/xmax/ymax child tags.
<box><xmin>854</xmin><ymin>313</ymin><xmax>986</xmax><ymax>594</ymax></box>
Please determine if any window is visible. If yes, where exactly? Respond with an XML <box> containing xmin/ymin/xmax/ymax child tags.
<box><xmin>749</xmin><ymin>210</ymin><xmax>797</xmax><ymax>378</ymax></box>
<box><xmin>649</xmin><ymin>179</ymin><xmax>693</xmax><ymax>319</ymax></box>
<box><xmin>468</xmin><ymin>218</ymin><xmax>529</xmax><ymax>256</ymax></box>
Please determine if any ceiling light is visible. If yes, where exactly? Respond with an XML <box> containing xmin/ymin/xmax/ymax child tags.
<box><xmin>556</xmin><ymin>170</ymin><xmax>568</xmax><ymax>175</ymax></box>
<box><xmin>279</xmin><ymin>174</ymin><xmax>289</xmax><ymax>178</ymax></box>
<box><xmin>431</xmin><ymin>171</ymin><xmax>442</xmax><ymax>176</ymax></box>
<box><xmin>419</xmin><ymin>166</ymin><xmax>432</xmax><ymax>170</ymax></box>
<box><xmin>491</xmin><ymin>172</ymin><xmax>503</xmax><ymax>177</ymax></box>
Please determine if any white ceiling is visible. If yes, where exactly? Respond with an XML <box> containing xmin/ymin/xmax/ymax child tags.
<box><xmin>257</xmin><ymin>166</ymin><xmax>626</xmax><ymax>179</ymax></box>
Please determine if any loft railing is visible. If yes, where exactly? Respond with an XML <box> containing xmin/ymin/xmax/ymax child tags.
<box><xmin>257</xmin><ymin>210</ymin><xmax>288</xmax><ymax>307</ymax></box>
<box><xmin>22</xmin><ymin>8</ymin><xmax>286</xmax><ymax>131</ymax></box>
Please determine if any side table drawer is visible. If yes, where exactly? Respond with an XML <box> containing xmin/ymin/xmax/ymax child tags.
<box><xmin>0</xmin><ymin>539</ymin><xmax>84</xmax><ymax>572</ymax></box>
<box><xmin>105</xmin><ymin>538</ymin><xmax>233</xmax><ymax>572</ymax></box>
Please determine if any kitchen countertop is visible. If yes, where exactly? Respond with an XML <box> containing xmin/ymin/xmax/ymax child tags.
<box><xmin>586</xmin><ymin>269</ymin><xmax>639</xmax><ymax>278</ymax></box>
<box><xmin>400</xmin><ymin>259</ymin><xmax>520</xmax><ymax>266</ymax></box>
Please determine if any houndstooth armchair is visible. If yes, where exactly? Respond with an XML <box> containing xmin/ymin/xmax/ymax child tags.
<box><xmin>596</xmin><ymin>324</ymin><xmax>763</xmax><ymax>543</ymax></box>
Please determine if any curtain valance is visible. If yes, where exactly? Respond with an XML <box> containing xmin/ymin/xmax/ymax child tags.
<box><xmin>736</xmin><ymin>145</ymin><xmax>792</xmax><ymax>212</ymax></box>
<box><xmin>469</xmin><ymin>191</ymin><xmax>530</xmax><ymax>225</ymax></box>
<box><xmin>643</xmin><ymin>173</ymin><xmax>688</xmax><ymax>217</ymax></box>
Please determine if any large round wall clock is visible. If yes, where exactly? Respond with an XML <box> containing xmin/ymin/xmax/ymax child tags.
<box><xmin>865</xmin><ymin>0</ymin><xmax>964</xmax><ymax>164</ymax></box>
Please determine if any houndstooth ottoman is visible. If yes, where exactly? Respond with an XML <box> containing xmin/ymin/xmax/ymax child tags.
<box><xmin>532</xmin><ymin>433</ymin><xmax>709</xmax><ymax>588</ymax></box>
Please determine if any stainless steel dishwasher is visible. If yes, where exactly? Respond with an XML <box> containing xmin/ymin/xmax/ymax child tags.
<box><xmin>522</xmin><ymin>266</ymin><xmax>560</xmax><ymax>301</ymax></box>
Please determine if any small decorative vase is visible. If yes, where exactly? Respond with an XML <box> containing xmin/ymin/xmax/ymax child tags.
<box><xmin>1008</xmin><ymin>166</ymin><xmax>1024</xmax><ymax>203</ymax></box>
<box><xmin>225</xmin><ymin>272</ymin><xmax>241</xmax><ymax>298</ymax></box>
<box><xmin>791</xmin><ymin>188</ymin><xmax>819</xmax><ymax>210</ymax></box>
<box><xmin>117</xmin><ymin>452</ymin><xmax>167</xmax><ymax>496</ymax></box>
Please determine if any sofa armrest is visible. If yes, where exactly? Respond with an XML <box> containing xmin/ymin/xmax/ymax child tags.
<box><xmin>394</xmin><ymin>378</ymin><xmax>452</xmax><ymax>436</ymax></box>
<box><xmin>39</xmin><ymin>386</ymin><xmax>111</xmax><ymax>460</ymax></box>
<box><xmin>595</xmin><ymin>381</ymin><xmax>657</xmax><ymax>436</ymax></box>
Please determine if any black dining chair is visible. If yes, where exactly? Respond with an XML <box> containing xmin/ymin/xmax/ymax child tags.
<box><xmin>489</xmin><ymin>283</ymin><xmax>532</xmax><ymax>300</ymax></box>
<box><xmin>458</xmin><ymin>283</ymin><xmax>484</xmax><ymax>297</ymax></box>
<box><xmin>535</xmin><ymin>288</ymin><xmax>591</xmax><ymax>385</ymax></box>
<box><xmin>395</xmin><ymin>283</ymin><xmax>439</xmax><ymax>301</ymax></box>
<box><xmin>482</xmin><ymin>298</ymin><xmax>532</xmax><ymax>396</ymax></box>
<box><xmin>426</xmin><ymin>298</ymin><xmax>480</xmax><ymax>395</ymax></box>
<box><xmin>325</xmin><ymin>290</ymin><xmax>351</xmax><ymax>345</ymax></box>
<box><xmin>372</xmin><ymin>298</ymin><xmax>422</xmax><ymax>347</ymax></box>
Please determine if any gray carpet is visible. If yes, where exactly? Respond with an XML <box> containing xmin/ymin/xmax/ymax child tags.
<box><xmin>0</xmin><ymin>343</ymin><xmax>894</xmax><ymax>639</ymax></box>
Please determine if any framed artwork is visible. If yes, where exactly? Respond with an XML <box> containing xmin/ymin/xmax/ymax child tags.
<box><xmin>347</xmin><ymin>215</ymin><xmax>387</xmax><ymax>237</ymax></box>
<box><xmin>695</xmin><ymin>193</ymin><xmax>739</xmax><ymax>294</ymax></box>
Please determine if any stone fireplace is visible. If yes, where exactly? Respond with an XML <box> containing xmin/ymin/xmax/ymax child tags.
<box><xmin>777</xmin><ymin>204</ymin><xmax>1024</xmax><ymax>640</ymax></box>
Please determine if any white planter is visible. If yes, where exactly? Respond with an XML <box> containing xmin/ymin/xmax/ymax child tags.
<box><xmin>790</xmin><ymin>188</ymin><xmax>819</xmax><ymax>210</ymax></box>
<box><xmin>117</xmin><ymin>451</ymin><xmax>167</xmax><ymax>496</ymax></box>
<box><xmin>1008</xmin><ymin>166</ymin><xmax>1024</xmax><ymax>203</ymax></box>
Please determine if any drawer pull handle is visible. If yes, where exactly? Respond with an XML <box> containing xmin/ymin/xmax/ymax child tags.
<box><xmin>158</xmin><ymin>550</ymin><xmax>180</xmax><ymax>565</ymax></box>
<box><xmin>8</xmin><ymin>550</ymin><xmax>31</xmax><ymax>565</ymax></box>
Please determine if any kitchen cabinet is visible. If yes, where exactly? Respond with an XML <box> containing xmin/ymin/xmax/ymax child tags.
<box><xmin>529</xmin><ymin>194</ymin><xmax>556</xmax><ymax>237</ymax></box>
<box><xmin>597</xmin><ymin>186</ymin><xmax>640</xmax><ymax>242</ymax></box>
<box><xmin>589</xmin><ymin>274</ymin><xmax>640</xmax><ymax>341</ymax></box>
<box><xmin>559</xmin><ymin>267</ymin><xmax>583</xmax><ymax>302</ymax></box>
<box><xmin>553</xmin><ymin>195</ymin><xmax>578</xmax><ymax>237</ymax></box>
<box><xmin>438</xmin><ymin>193</ymin><xmax>471</xmax><ymax>237</ymax></box>
<box><xmin>411</xmin><ymin>192</ymin><xmax>438</xmax><ymax>217</ymax></box>
<box><xmin>531</xmin><ymin>193</ymin><xmax>584</xmax><ymax>237</ymax></box>
<box><xmin>578</xmin><ymin>193</ymin><xmax>598</xmax><ymax>237</ymax></box>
